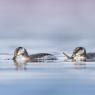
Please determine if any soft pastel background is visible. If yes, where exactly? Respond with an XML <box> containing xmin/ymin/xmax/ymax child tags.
<box><xmin>0</xmin><ymin>0</ymin><xmax>95</xmax><ymax>51</ymax></box>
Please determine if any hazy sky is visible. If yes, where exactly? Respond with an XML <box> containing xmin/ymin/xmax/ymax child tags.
<box><xmin>0</xmin><ymin>0</ymin><xmax>95</xmax><ymax>41</ymax></box>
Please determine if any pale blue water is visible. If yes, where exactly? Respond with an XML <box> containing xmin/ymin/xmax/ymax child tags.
<box><xmin>0</xmin><ymin>39</ymin><xmax>95</xmax><ymax>95</ymax></box>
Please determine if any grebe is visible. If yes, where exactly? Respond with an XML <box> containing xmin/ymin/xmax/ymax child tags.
<box><xmin>13</xmin><ymin>47</ymin><xmax>57</xmax><ymax>65</ymax></box>
<box><xmin>63</xmin><ymin>47</ymin><xmax>87</xmax><ymax>62</ymax></box>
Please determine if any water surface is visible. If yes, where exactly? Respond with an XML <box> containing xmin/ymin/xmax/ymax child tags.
<box><xmin>0</xmin><ymin>39</ymin><xmax>95</xmax><ymax>95</ymax></box>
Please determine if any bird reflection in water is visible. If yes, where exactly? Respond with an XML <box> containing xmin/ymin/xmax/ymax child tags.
<box><xmin>12</xmin><ymin>47</ymin><xmax>57</xmax><ymax>70</ymax></box>
<box><xmin>73</xmin><ymin>62</ymin><xmax>86</xmax><ymax>69</ymax></box>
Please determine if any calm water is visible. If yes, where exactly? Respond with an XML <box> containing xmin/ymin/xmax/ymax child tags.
<box><xmin>0</xmin><ymin>39</ymin><xmax>95</xmax><ymax>95</ymax></box>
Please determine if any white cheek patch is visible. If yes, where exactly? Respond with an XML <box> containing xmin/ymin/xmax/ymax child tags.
<box><xmin>80</xmin><ymin>50</ymin><xmax>84</xmax><ymax>54</ymax></box>
<box><xmin>76</xmin><ymin>50</ymin><xmax>85</xmax><ymax>55</ymax></box>
<box><xmin>17</xmin><ymin>49</ymin><xmax>25</xmax><ymax>55</ymax></box>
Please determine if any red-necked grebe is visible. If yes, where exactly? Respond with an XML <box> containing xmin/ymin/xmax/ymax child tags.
<box><xmin>63</xmin><ymin>47</ymin><xmax>86</xmax><ymax>62</ymax></box>
<box><xmin>13</xmin><ymin>47</ymin><xmax>57</xmax><ymax>65</ymax></box>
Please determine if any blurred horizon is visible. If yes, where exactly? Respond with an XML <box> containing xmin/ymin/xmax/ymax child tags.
<box><xmin>0</xmin><ymin>0</ymin><xmax>95</xmax><ymax>41</ymax></box>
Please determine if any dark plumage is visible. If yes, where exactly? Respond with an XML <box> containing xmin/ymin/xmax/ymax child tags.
<box><xmin>63</xmin><ymin>47</ymin><xmax>87</xmax><ymax>62</ymax></box>
<box><xmin>13</xmin><ymin>47</ymin><xmax>57</xmax><ymax>64</ymax></box>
